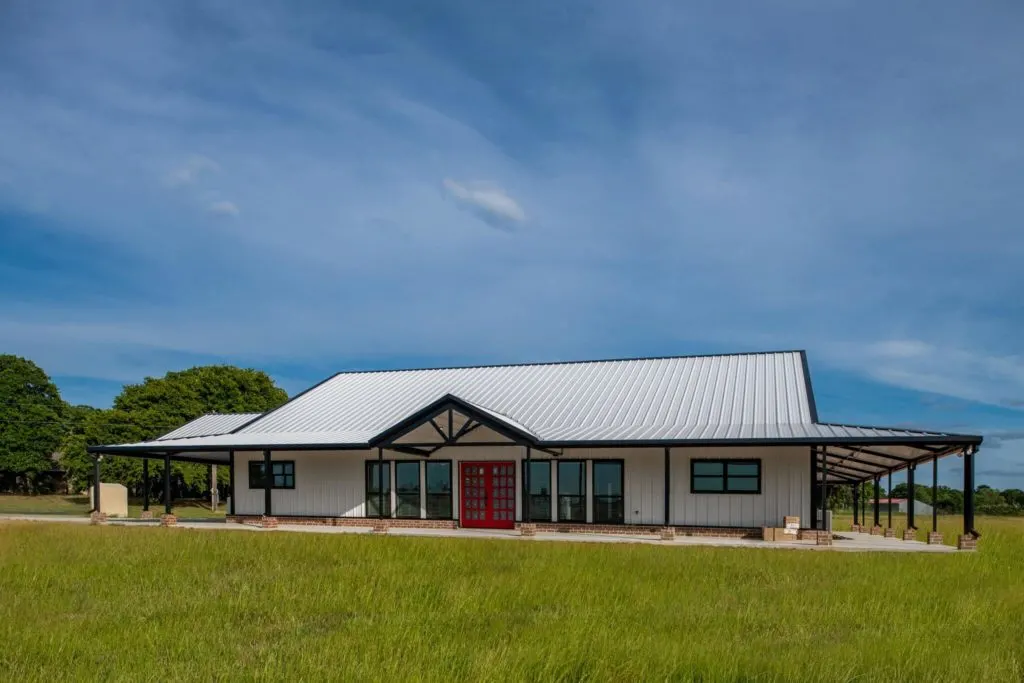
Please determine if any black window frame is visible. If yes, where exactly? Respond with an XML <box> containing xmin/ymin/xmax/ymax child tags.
<box><xmin>592</xmin><ymin>459</ymin><xmax>625</xmax><ymax>524</ymax></box>
<box><xmin>556</xmin><ymin>459</ymin><xmax>587</xmax><ymax>523</ymax></box>
<box><xmin>394</xmin><ymin>460</ymin><xmax>422</xmax><ymax>519</ymax></box>
<box><xmin>248</xmin><ymin>460</ymin><xmax>295</xmax><ymax>490</ymax></box>
<box><xmin>365</xmin><ymin>460</ymin><xmax>392</xmax><ymax>518</ymax></box>
<box><xmin>424</xmin><ymin>460</ymin><xmax>453</xmax><ymax>520</ymax></box>
<box><xmin>690</xmin><ymin>458</ymin><xmax>762</xmax><ymax>495</ymax></box>
<box><xmin>521</xmin><ymin>459</ymin><xmax>553</xmax><ymax>523</ymax></box>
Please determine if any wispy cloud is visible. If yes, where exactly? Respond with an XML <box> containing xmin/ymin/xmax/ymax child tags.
<box><xmin>443</xmin><ymin>179</ymin><xmax>526</xmax><ymax>230</ymax></box>
<box><xmin>826</xmin><ymin>340</ymin><xmax>1024</xmax><ymax>411</ymax></box>
<box><xmin>164</xmin><ymin>156</ymin><xmax>220</xmax><ymax>188</ymax></box>
<box><xmin>207</xmin><ymin>200</ymin><xmax>240</xmax><ymax>217</ymax></box>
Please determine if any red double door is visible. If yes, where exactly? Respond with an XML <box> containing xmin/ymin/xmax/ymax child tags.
<box><xmin>460</xmin><ymin>461</ymin><xmax>516</xmax><ymax>529</ymax></box>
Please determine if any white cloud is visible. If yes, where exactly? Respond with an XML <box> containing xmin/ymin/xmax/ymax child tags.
<box><xmin>826</xmin><ymin>340</ymin><xmax>1024</xmax><ymax>409</ymax></box>
<box><xmin>164</xmin><ymin>155</ymin><xmax>220</xmax><ymax>188</ymax></box>
<box><xmin>443</xmin><ymin>179</ymin><xmax>526</xmax><ymax>225</ymax></box>
<box><xmin>207</xmin><ymin>200</ymin><xmax>240</xmax><ymax>216</ymax></box>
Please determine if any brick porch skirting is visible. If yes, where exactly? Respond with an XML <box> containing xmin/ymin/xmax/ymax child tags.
<box><xmin>226</xmin><ymin>516</ymin><xmax>760</xmax><ymax>539</ymax></box>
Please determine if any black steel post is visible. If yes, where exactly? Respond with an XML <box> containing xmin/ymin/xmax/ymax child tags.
<box><xmin>163</xmin><ymin>453</ymin><xmax>172</xmax><ymax>515</ymax></box>
<box><xmin>873</xmin><ymin>477</ymin><xmax>880</xmax><ymax>527</ymax></box>
<box><xmin>93</xmin><ymin>455</ymin><xmax>101</xmax><ymax>513</ymax></box>
<box><xmin>142</xmin><ymin>458</ymin><xmax>149</xmax><ymax>512</ymax></box>
<box><xmin>887</xmin><ymin>470</ymin><xmax>893</xmax><ymax>529</ymax></box>
<box><xmin>810</xmin><ymin>448</ymin><xmax>819</xmax><ymax>529</ymax></box>
<box><xmin>820</xmin><ymin>451</ymin><xmax>828</xmax><ymax>531</ymax></box>
<box><xmin>378</xmin><ymin>447</ymin><xmax>384</xmax><ymax>519</ymax></box>
<box><xmin>228</xmin><ymin>450</ymin><xmax>235</xmax><ymax>516</ymax></box>
<box><xmin>263</xmin><ymin>449</ymin><xmax>272</xmax><ymax>516</ymax></box>
<box><xmin>932</xmin><ymin>456</ymin><xmax>938</xmax><ymax>533</ymax></box>
<box><xmin>907</xmin><ymin>464</ymin><xmax>916</xmax><ymax>530</ymax></box>
<box><xmin>964</xmin><ymin>447</ymin><xmax>976</xmax><ymax>537</ymax></box>
<box><xmin>664</xmin><ymin>447</ymin><xmax>671</xmax><ymax>526</ymax></box>
<box><xmin>862</xmin><ymin>483</ymin><xmax>867</xmax><ymax>526</ymax></box>
<box><xmin>524</xmin><ymin>446</ymin><xmax>532</xmax><ymax>524</ymax></box>
<box><xmin>853</xmin><ymin>484</ymin><xmax>860</xmax><ymax>525</ymax></box>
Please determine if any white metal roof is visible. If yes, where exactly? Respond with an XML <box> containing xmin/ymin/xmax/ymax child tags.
<box><xmin>93</xmin><ymin>351</ymin><xmax>982</xmax><ymax>482</ymax></box>
<box><xmin>239</xmin><ymin>351</ymin><xmax>816</xmax><ymax>441</ymax></box>
<box><xmin>156</xmin><ymin>413</ymin><xmax>262</xmax><ymax>441</ymax></box>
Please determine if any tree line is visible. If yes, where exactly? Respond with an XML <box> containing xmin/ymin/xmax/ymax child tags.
<box><xmin>0</xmin><ymin>354</ymin><xmax>288</xmax><ymax>498</ymax></box>
<box><xmin>829</xmin><ymin>480</ymin><xmax>1024</xmax><ymax>516</ymax></box>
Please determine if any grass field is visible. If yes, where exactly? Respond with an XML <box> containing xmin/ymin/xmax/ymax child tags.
<box><xmin>0</xmin><ymin>494</ymin><xmax>225</xmax><ymax>519</ymax></box>
<box><xmin>2</xmin><ymin>518</ymin><xmax>1022</xmax><ymax>682</ymax></box>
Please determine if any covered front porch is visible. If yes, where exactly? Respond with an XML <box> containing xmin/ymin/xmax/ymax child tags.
<box><xmin>88</xmin><ymin>397</ymin><xmax>983</xmax><ymax>550</ymax></box>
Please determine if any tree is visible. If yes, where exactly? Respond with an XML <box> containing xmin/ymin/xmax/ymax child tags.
<box><xmin>1002</xmin><ymin>489</ymin><xmax>1024</xmax><ymax>509</ymax></box>
<box><xmin>828</xmin><ymin>485</ymin><xmax>853</xmax><ymax>510</ymax></box>
<box><xmin>0</xmin><ymin>355</ymin><xmax>66</xmax><ymax>492</ymax></box>
<box><xmin>74</xmin><ymin>366</ymin><xmax>288</xmax><ymax>496</ymax></box>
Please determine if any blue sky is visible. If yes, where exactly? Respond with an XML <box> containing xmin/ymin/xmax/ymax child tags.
<box><xmin>1</xmin><ymin>1</ymin><xmax>1022</xmax><ymax>487</ymax></box>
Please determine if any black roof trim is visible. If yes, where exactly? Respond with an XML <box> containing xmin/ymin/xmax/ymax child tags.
<box><xmin>369</xmin><ymin>393</ymin><xmax>535</xmax><ymax>447</ymax></box>
<box><xmin>799</xmin><ymin>351</ymin><xmax>819</xmax><ymax>423</ymax></box>
<box><xmin>325</xmin><ymin>349</ymin><xmax>809</xmax><ymax>377</ymax></box>
<box><xmin>88</xmin><ymin>432</ymin><xmax>980</xmax><ymax>455</ymax></box>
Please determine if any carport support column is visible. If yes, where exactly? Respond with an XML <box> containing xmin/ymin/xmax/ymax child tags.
<box><xmin>810</xmin><ymin>449</ymin><xmax>819</xmax><ymax>529</ymax></box>
<box><xmin>163</xmin><ymin>453</ymin><xmax>172</xmax><ymax>515</ymax></box>
<box><xmin>861</xmin><ymin>487</ymin><xmax>867</xmax><ymax>527</ymax></box>
<box><xmin>873</xmin><ymin>476</ymin><xmax>880</xmax><ymax>527</ymax></box>
<box><xmin>524</xmin><ymin>446</ymin><xmax>532</xmax><ymax>524</ymax></box>
<box><xmin>932</xmin><ymin>457</ymin><xmax>938</xmax><ymax>533</ymax></box>
<box><xmin>263</xmin><ymin>449</ymin><xmax>272</xmax><ymax>516</ymax></box>
<box><xmin>142</xmin><ymin>458</ymin><xmax>149</xmax><ymax>512</ymax></box>
<box><xmin>92</xmin><ymin>455</ymin><xmax>101</xmax><ymax>512</ymax></box>
<box><xmin>663</xmin><ymin>447</ymin><xmax>671</xmax><ymax>526</ymax></box>
<box><xmin>963</xmin><ymin>447</ymin><xmax>976</xmax><ymax>537</ymax></box>
<box><xmin>852</xmin><ymin>484</ymin><xmax>859</xmax><ymax>526</ymax></box>
<box><xmin>906</xmin><ymin>464</ymin><xmax>916</xmax><ymax>530</ymax></box>
<box><xmin>819</xmin><ymin>449</ymin><xmax>828</xmax><ymax>531</ymax></box>
<box><xmin>228</xmin><ymin>450</ymin><xmax>235</xmax><ymax>516</ymax></box>
<box><xmin>887</xmin><ymin>470</ymin><xmax>893</xmax><ymax>529</ymax></box>
<box><xmin>377</xmin><ymin>447</ymin><xmax>384</xmax><ymax>519</ymax></box>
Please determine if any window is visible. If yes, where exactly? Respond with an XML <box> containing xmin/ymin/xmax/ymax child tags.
<box><xmin>522</xmin><ymin>460</ymin><xmax>552</xmax><ymax>522</ymax></box>
<box><xmin>690</xmin><ymin>459</ymin><xmax>761</xmax><ymax>494</ymax></box>
<box><xmin>248</xmin><ymin>460</ymin><xmax>295</xmax><ymax>489</ymax></box>
<box><xmin>557</xmin><ymin>460</ymin><xmax>586</xmax><ymax>522</ymax></box>
<box><xmin>395</xmin><ymin>461</ymin><xmax>421</xmax><ymax>518</ymax></box>
<box><xmin>592</xmin><ymin>460</ymin><xmax>624</xmax><ymax>524</ymax></box>
<box><xmin>425</xmin><ymin>461</ymin><xmax>452</xmax><ymax>519</ymax></box>
<box><xmin>365</xmin><ymin>461</ymin><xmax>391</xmax><ymax>517</ymax></box>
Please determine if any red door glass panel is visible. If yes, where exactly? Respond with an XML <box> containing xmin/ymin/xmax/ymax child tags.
<box><xmin>460</xmin><ymin>461</ymin><xmax>516</xmax><ymax>529</ymax></box>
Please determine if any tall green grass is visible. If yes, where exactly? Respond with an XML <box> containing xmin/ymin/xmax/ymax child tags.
<box><xmin>1</xmin><ymin>518</ymin><xmax>1022</xmax><ymax>682</ymax></box>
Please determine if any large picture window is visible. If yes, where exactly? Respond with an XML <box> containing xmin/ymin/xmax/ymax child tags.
<box><xmin>522</xmin><ymin>460</ymin><xmax>552</xmax><ymax>522</ymax></box>
<box><xmin>395</xmin><ymin>461</ymin><xmax>421</xmax><ymax>518</ymax></box>
<box><xmin>690</xmin><ymin>459</ymin><xmax>761</xmax><ymax>494</ymax></box>
<box><xmin>425</xmin><ymin>461</ymin><xmax>452</xmax><ymax>519</ymax></box>
<box><xmin>592</xmin><ymin>460</ymin><xmax>624</xmax><ymax>524</ymax></box>
<box><xmin>248</xmin><ymin>461</ymin><xmax>295</xmax><ymax>489</ymax></box>
<box><xmin>557</xmin><ymin>460</ymin><xmax>586</xmax><ymax>522</ymax></box>
<box><xmin>365</xmin><ymin>461</ymin><xmax>391</xmax><ymax>517</ymax></box>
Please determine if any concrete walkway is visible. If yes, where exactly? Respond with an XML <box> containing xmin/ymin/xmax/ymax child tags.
<box><xmin>0</xmin><ymin>514</ymin><xmax>959</xmax><ymax>552</ymax></box>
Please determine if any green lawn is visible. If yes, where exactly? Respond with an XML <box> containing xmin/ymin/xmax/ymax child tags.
<box><xmin>1</xmin><ymin>518</ymin><xmax>1023</xmax><ymax>681</ymax></box>
<box><xmin>0</xmin><ymin>494</ymin><xmax>225</xmax><ymax>519</ymax></box>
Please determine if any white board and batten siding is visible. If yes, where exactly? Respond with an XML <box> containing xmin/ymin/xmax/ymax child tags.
<box><xmin>234</xmin><ymin>446</ymin><xmax>811</xmax><ymax>528</ymax></box>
